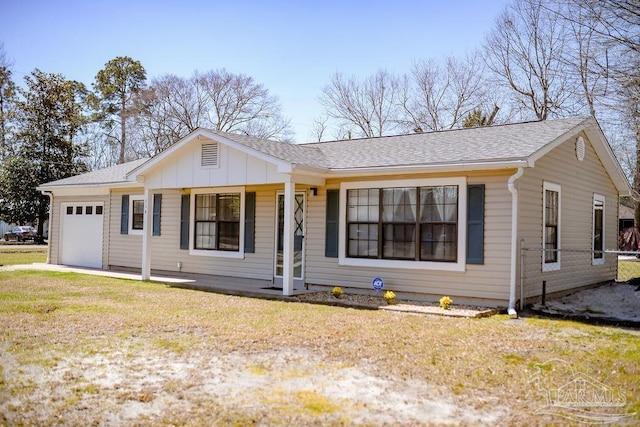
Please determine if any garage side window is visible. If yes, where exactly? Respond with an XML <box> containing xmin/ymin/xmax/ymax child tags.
<box><xmin>121</xmin><ymin>195</ymin><xmax>145</xmax><ymax>235</ymax></box>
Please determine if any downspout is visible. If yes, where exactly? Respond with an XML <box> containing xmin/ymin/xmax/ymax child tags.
<box><xmin>41</xmin><ymin>190</ymin><xmax>53</xmax><ymax>264</ymax></box>
<box><xmin>507</xmin><ymin>168</ymin><xmax>524</xmax><ymax>319</ymax></box>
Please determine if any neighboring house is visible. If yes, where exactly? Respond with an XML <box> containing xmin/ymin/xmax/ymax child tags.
<box><xmin>37</xmin><ymin>116</ymin><xmax>630</xmax><ymax>316</ymax></box>
<box><xmin>619</xmin><ymin>199</ymin><xmax>635</xmax><ymax>233</ymax></box>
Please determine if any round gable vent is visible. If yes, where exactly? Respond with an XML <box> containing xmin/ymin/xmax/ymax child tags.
<box><xmin>576</xmin><ymin>136</ymin><xmax>585</xmax><ymax>161</ymax></box>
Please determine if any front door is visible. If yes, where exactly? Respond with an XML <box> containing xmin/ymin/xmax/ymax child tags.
<box><xmin>275</xmin><ymin>192</ymin><xmax>305</xmax><ymax>288</ymax></box>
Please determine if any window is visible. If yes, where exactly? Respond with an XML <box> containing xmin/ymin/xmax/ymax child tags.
<box><xmin>194</xmin><ymin>193</ymin><xmax>240</xmax><ymax>251</ymax></box>
<box><xmin>542</xmin><ymin>182</ymin><xmax>561</xmax><ymax>271</ymax></box>
<box><xmin>76</xmin><ymin>206</ymin><xmax>83</xmax><ymax>215</ymax></box>
<box><xmin>126</xmin><ymin>195</ymin><xmax>145</xmax><ymax>235</ymax></box>
<box><xmin>341</xmin><ymin>178</ymin><xmax>466</xmax><ymax>271</ymax></box>
<box><xmin>593</xmin><ymin>194</ymin><xmax>605</xmax><ymax>265</ymax></box>
<box><xmin>132</xmin><ymin>200</ymin><xmax>144</xmax><ymax>230</ymax></box>
<box><xmin>96</xmin><ymin>205</ymin><xmax>103</xmax><ymax>215</ymax></box>
<box><xmin>86</xmin><ymin>206</ymin><xmax>93</xmax><ymax>215</ymax></box>
<box><xmin>66</xmin><ymin>206</ymin><xmax>73</xmax><ymax>215</ymax></box>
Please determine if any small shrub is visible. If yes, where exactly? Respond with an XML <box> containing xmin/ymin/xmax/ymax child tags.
<box><xmin>331</xmin><ymin>286</ymin><xmax>343</xmax><ymax>298</ymax></box>
<box><xmin>384</xmin><ymin>290</ymin><xmax>396</xmax><ymax>304</ymax></box>
<box><xmin>440</xmin><ymin>296</ymin><xmax>453</xmax><ymax>310</ymax></box>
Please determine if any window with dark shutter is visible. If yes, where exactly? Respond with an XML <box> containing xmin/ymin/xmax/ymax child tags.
<box><xmin>325</xmin><ymin>189</ymin><xmax>339</xmax><ymax>258</ymax></box>
<box><xmin>121</xmin><ymin>195</ymin><xmax>129</xmax><ymax>234</ymax></box>
<box><xmin>152</xmin><ymin>194</ymin><xmax>162</xmax><ymax>236</ymax></box>
<box><xmin>466</xmin><ymin>184</ymin><xmax>484</xmax><ymax>264</ymax></box>
<box><xmin>180</xmin><ymin>194</ymin><xmax>190</xmax><ymax>249</ymax></box>
<box><xmin>244</xmin><ymin>192</ymin><xmax>256</xmax><ymax>253</ymax></box>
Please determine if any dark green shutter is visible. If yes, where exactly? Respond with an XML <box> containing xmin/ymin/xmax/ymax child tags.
<box><xmin>180</xmin><ymin>194</ymin><xmax>190</xmax><ymax>250</ymax></box>
<box><xmin>152</xmin><ymin>194</ymin><xmax>162</xmax><ymax>236</ymax></box>
<box><xmin>467</xmin><ymin>184</ymin><xmax>485</xmax><ymax>264</ymax></box>
<box><xmin>325</xmin><ymin>189</ymin><xmax>339</xmax><ymax>258</ymax></box>
<box><xmin>244</xmin><ymin>192</ymin><xmax>256</xmax><ymax>253</ymax></box>
<box><xmin>120</xmin><ymin>195</ymin><xmax>129</xmax><ymax>234</ymax></box>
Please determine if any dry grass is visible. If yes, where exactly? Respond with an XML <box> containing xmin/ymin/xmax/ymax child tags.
<box><xmin>0</xmin><ymin>245</ymin><xmax>47</xmax><ymax>266</ymax></box>
<box><xmin>0</xmin><ymin>270</ymin><xmax>638</xmax><ymax>426</ymax></box>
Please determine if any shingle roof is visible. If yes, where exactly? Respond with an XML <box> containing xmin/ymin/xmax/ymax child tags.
<box><xmin>209</xmin><ymin>130</ymin><xmax>328</xmax><ymax>168</ymax></box>
<box><xmin>40</xmin><ymin>116</ymin><xmax>600</xmax><ymax>187</ymax></box>
<box><xmin>214</xmin><ymin>116</ymin><xmax>590</xmax><ymax>170</ymax></box>
<box><xmin>305</xmin><ymin>116</ymin><xmax>590</xmax><ymax>169</ymax></box>
<box><xmin>39</xmin><ymin>158</ymin><xmax>149</xmax><ymax>187</ymax></box>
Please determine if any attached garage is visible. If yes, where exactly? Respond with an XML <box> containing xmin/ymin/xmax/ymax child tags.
<box><xmin>59</xmin><ymin>202</ymin><xmax>104</xmax><ymax>268</ymax></box>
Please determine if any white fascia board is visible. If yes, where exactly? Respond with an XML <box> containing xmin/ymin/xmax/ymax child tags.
<box><xmin>326</xmin><ymin>160</ymin><xmax>529</xmax><ymax>177</ymax></box>
<box><xmin>527</xmin><ymin>118</ymin><xmax>590</xmax><ymax>167</ymax></box>
<box><xmin>584</xmin><ymin>124</ymin><xmax>631</xmax><ymax>195</ymax></box>
<box><xmin>37</xmin><ymin>181</ymin><xmax>143</xmax><ymax>196</ymax></box>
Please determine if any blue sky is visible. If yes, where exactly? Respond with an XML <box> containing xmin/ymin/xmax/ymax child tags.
<box><xmin>2</xmin><ymin>0</ymin><xmax>511</xmax><ymax>142</ymax></box>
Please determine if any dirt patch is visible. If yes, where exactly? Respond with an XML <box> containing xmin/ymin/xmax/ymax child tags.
<box><xmin>0</xmin><ymin>345</ymin><xmax>507</xmax><ymax>426</ymax></box>
<box><xmin>531</xmin><ymin>282</ymin><xmax>640</xmax><ymax>324</ymax></box>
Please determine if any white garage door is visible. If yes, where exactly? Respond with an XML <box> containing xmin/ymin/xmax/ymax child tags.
<box><xmin>60</xmin><ymin>203</ymin><xmax>104</xmax><ymax>268</ymax></box>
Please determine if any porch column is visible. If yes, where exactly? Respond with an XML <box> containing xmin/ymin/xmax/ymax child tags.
<box><xmin>282</xmin><ymin>181</ymin><xmax>295</xmax><ymax>296</ymax></box>
<box><xmin>141</xmin><ymin>188</ymin><xmax>152</xmax><ymax>281</ymax></box>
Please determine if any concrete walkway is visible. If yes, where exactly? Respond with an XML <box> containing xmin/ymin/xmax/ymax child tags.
<box><xmin>0</xmin><ymin>263</ymin><xmax>304</xmax><ymax>299</ymax></box>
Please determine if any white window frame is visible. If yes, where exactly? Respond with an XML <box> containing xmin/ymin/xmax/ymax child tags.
<box><xmin>129</xmin><ymin>195</ymin><xmax>145</xmax><ymax>235</ymax></box>
<box><xmin>338</xmin><ymin>177</ymin><xmax>467</xmax><ymax>272</ymax></box>
<box><xmin>592</xmin><ymin>193</ymin><xmax>605</xmax><ymax>266</ymax></box>
<box><xmin>189</xmin><ymin>186</ymin><xmax>245</xmax><ymax>259</ymax></box>
<box><xmin>542</xmin><ymin>181</ymin><xmax>561</xmax><ymax>272</ymax></box>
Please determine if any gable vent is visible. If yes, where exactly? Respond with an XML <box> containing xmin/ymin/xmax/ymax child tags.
<box><xmin>201</xmin><ymin>143</ymin><xmax>219</xmax><ymax>167</ymax></box>
<box><xmin>576</xmin><ymin>137</ymin><xmax>585</xmax><ymax>162</ymax></box>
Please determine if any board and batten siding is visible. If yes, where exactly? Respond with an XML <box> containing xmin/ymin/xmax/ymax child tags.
<box><xmin>49</xmin><ymin>194</ymin><xmax>110</xmax><ymax>268</ymax></box>
<box><xmin>518</xmin><ymin>132</ymin><xmax>619</xmax><ymax>299</ymax></box>
<box><xmin>304</xmin><ymin>172</ymin><xmax>514</xmax><ymax>305</ymax></box>
<box><xmin>142</xmin><ymin>138</ymin><xmax>289</xmax><ymax>189</ymax></box>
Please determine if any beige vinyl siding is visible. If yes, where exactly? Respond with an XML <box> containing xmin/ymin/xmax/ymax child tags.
<box><xmin>108</xmin><ymin>188</ymin><xmax>144</xmax><ymax>268</ymax></box>
<box><xmin>518</xmin><ymin>133</ymin><xmax>619</xmax><ymax>299</ymax></box>
<box><xmin>49</xmin><ymin>194</ymin><xmax>110</xmax><ymax>268</ymax></box>
<box><xmin>305</xmin><ymin>172</ymin><xmax>514</xmax><ymax>305</ymax></box>
<box><xmin>142</xmin><ymin>185</ymin><xmax>277</xmax><ymax>280</ymax></box>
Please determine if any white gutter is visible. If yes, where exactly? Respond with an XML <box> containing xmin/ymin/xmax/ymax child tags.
<box><xmin>40</xmin><ymin>190</ymin><xmax>53</xmax><ymax>265</ymax></box>
<box><xmin>507</xmin><ymin>167</ymin><xmax>524</xmax><ymax>318</ymax></box>
<box><xmin>328</xmin><ymin>160</ymin><xmax>529</xmax><ymax>177</ymax></box>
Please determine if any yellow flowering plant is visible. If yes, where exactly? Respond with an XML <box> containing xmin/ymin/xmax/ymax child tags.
<box><xmin>440</xmin><ymin>296</ymin><xmax>453</xmax><ymax>310</ymax></box>
<box><xmin>384</xmin><ymin>290</ymin><xmax>396</xmax><ymax>304</ymax></box>
<box><xmin>331</xmin><ymin>286</ymin><xmax>344</xmax><ymax>298</ymax></box>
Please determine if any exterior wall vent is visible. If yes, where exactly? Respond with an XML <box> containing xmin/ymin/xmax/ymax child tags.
<box><xmin>201</xmin><ymin>143</ymin><xmax>219</xmax><ymax>167</ymax></box>
<box><xmin>576</xmin><ymin>137</ymin><xmax>585</xmax><ymax>162</ymax></box>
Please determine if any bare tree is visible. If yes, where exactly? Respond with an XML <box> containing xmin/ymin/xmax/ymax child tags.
<box><xmin>309</xmin><ymin>115</ymin><xmax>329</xmax><ymax>142</ymax></box>
<box><xmin>484</xmin><ymin>0</ymin><xmax>576</xmax><ymax>120</ymax></box>
<box><xmin>319</xmin><ymin>70</ymin><xmax>404</xmax><ymax>138</ymax></box>
<box><xmin>400</xmin><ymin>54</ymin><xmax>489</xmax><ymax>132</ymax></box>
<box><xmin>133</xmin><ymin>69</ymin><xmax>293</xmax><ymax>157</ymax></box>
<box><xmin>195</xmin><ymin>69</ymin><xmax>292</xmax><ymax>140</ymax></box>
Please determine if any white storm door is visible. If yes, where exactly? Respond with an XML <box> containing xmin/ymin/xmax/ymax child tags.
<box><xmin>274</xmin><ymin>192</ymin><xmax>305</xmax><ymax>287</ymax></box>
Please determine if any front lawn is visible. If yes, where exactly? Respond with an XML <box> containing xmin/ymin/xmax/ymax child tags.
<box><xmin>0</xmin><ymin>245</ymin><xmax>47</xmax><ymax>266</ymax></box>
<box><xmin>0</xmin><ymin>270</ymin><xmax>638</xmax><ymax>426</ymax></box>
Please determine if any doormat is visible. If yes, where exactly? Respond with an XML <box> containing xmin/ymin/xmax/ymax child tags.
<box><xmin>260</xmin><ymin>286</ymin><xmax>298</xmax><ymax>291</ymax></box>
